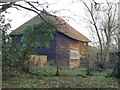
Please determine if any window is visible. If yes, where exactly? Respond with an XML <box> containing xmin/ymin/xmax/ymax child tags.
<box><xmin>70</xmin><ymin>50</ymin><xmax>80</xmax><ymax>59</ymax></box>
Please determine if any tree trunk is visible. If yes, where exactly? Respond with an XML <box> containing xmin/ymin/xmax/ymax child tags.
<box><xmin>103</xmin><ymin>36</ymin><xmax>111</xmax><ymax>69</ymax></box>
<box><xmin>111</xmin><ymin>2</ymin><xmax>120</xmax><ymax>77</ymax></box>
<box><xmin>55</xmin><ymin>60</ymin><xmax>60</xmax><ymax>76</ymax></box>
<box><xmin>85</xmin><ymin>54</ymin><xmax>92</xmax><ymax>75</ymax></box>
<box><xmin>118</xmin><ymin>1</ymin><xmax>120</xmax><ymax>78</ymax></box>
<box><xmin>111</xmin><ymin>58</ymin><xmax>120</xmax><ymax>78</ymax></box>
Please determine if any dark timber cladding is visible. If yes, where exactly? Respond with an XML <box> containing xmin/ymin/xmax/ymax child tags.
<box><xmin>10</xmin><ymin>10</ymin><xmax>91</xmax><ymax>68</ymax></box>
<box><xmin>56</xmin><ymin>32</ymin><xmax>71</xmax><ymax>67</ymax></box>
<box><xmin>35</xmin><ymin>37</ymin><xmax>57</xmax><ymax>60</ymax></box>
<box><xmin>56</xmin><ymin>32</ymin><xmax>89</xmax><ymax>67</ymax></box>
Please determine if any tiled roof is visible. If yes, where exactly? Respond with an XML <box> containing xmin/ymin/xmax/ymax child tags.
<box><xmin>10</xmin><ymin>12</ymin><xmax>90</xmax><ymax>42</ymax></box>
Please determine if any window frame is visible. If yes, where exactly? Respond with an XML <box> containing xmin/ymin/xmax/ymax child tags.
<box><xmin>70</xmin><ymin>50</ymin><xmax>80</xmax><ymax>59</ymax></box>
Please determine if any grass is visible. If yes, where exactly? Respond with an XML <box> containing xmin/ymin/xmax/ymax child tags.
<box><xmin>2</xmin><ymin>66</ymin><xmax>119</xmax><ymax>88</ymax></box>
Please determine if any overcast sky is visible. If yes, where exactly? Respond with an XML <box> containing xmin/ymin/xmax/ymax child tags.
<box><xmin>3</xmin><ymin>0</ymin><xmax>118</xmax><ymax>44</ymax></box>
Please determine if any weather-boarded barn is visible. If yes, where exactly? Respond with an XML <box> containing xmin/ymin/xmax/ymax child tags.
<box><xmin>10</xmin><ymin>11</ymin><xmax>90</xmax><ymax>68</ymax></box>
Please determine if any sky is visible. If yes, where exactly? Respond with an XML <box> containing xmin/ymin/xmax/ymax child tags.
<box><xmin>4</xmin><ymin>0</ymin><xmax>91</xmax><ymax>37</ymax></box>
<box><xmin>3</xmin><ymin>0</ymin><xmax>118</xmax><ymax>45</ymax></box>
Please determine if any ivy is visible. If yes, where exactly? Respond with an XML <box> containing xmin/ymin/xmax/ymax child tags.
<box><xmin>3</xmin><ymin>17</ymin><xmax>57</xmax><ymax>73</ymax></box>
<box><xmin>22</xmin><ymin>18</ymin><xmax>56</xmax><ymax>52</ymax></box>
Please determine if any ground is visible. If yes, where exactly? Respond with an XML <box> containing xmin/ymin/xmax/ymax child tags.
<box><xmin>2</xmin><ymin>66</ymin><xmax>119</xmax><ymax>88</ymax></box>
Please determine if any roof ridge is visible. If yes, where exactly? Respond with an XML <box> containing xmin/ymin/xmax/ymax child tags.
<box><xmin>10</xmin><ymin>11</ymin><xmax>90</xmax><ymax>42</ymax></box>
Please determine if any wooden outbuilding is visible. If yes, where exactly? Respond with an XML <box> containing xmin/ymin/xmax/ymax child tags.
<box><xmin>10</xmin><ymin>11</ymin><xmax>90</xmax><ymax>68</ymax></box>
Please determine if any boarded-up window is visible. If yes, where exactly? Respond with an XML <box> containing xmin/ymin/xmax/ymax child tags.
<box><xmin>70</xmin><ymin>50</ymin><xmax>80</xmax><ymax>59</ymax></box>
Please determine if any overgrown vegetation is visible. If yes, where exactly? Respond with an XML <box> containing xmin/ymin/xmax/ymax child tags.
<box><xmin>1</xmin><ymin>0</ymin><xmax>120</xmax><ymax>88</ymax></box>
<box><xmin>80</xmin><ymin>0</ymin><xmax>120</xmax><ymax>78</ymax></box>
<box><xmin>2</xmin><ymin>16</ymin><xmax>56</xmax><ymax>77</ymax></box>
<box><xmin>3</xmin><ymin>67</ymin><xmax>119</xmax><ymax>88</ymax></box>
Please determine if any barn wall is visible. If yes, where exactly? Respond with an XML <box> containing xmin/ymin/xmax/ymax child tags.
<box><xmin>12</xmin><ymin>32</ymin><xmax>89</xmax><ymax>68</ymax></box>
<box><xmin>79</xmin><ymin>42</ymin><xmax>88</xmax><ymax>55</ymax></box>
<box><xmin>68</xmin><ymin>36</ymin><xmax>81</xmax><ymax>68</ymax></box>
<box><xmin>11</xmin><ymin>34</ymin><xmax>23</xmax><ymax>47</ymax></box>
<box><xmin>11</xmin><ymin>34</ymin><xmax>57</xmax><ymax>61</ymax></box>
<box><xmin>35</xmin><ymin>38</ymin><xmax>57</xmax><ymax>60</ymax></box>
<box><xmin>56</xmin><ymin>32</ymin><xmax>70</xmax><ymax>67</ymax></box>
<box><xmin>56</xmin><ymin>32</ymin><xmax>88</xmax><ymax>68</ymax></box>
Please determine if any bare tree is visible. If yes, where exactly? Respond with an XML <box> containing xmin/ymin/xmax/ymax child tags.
<box><xmin>118</xmin><ymin>1</ymin><xmax>120</xmax><ymax>78</ymax></box>
<box><xmin>0</xmin><ymin>0</ymin><xmax>58</xmax><ymax>26</ymax></box>
<box><xmin>80</xmin><ymin>0</ymin><xmax>119</xmax><ymax>69</ymax></box>
<box><xmin>110</xmin><ymin>1</ymin><xmax>120</xmax><ymax>78</ymax></box>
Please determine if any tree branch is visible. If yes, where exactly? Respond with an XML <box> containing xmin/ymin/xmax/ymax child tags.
<box><xmin>0</xmin><ymin>2</ymin><xmax>15</xmax><ymax>13</ymax></box>
<box><xmin>13</xmin><ymin>3</ymin><xmax>57</xmax><ymax>28</ymax></box>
